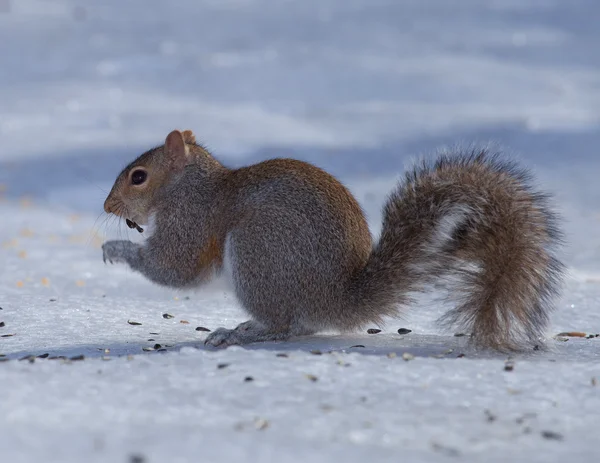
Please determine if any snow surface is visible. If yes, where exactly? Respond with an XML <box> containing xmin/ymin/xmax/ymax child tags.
<box><xmin>1</xmin><ymin>0</ymin><xmax>600</xmax><ymax>462</ymax></box>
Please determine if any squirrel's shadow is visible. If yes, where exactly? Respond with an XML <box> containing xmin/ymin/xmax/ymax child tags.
<box><xmin>4</xmin><ymin>332</ymin><xmax>546</xmax><ymax>363</ymax></box>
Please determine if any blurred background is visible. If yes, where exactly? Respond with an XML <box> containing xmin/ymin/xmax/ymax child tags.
<box><xmin>1</xmin><ymin>0</ymin><xmax>599</xmax><ymax>274</ymax></box>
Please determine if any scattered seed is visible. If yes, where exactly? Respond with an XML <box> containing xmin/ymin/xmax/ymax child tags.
<box><xmin>254</xmin><ymin>418</ymin><xmax>269</xmax><ymax>430</ymax></box>
<box><xmin>310</xmin><ymin>350</ymin><xmax>322</xmax><ymax>355</ymax></box>
<box><xmin>130</xmin><ymin>454</ymin><xmax>146</xmax><ymax>463</ymax></box>
<box><xmin>556</xmin><ymin>331</ymin><xmax>586</xmax><ymax>338</ymax></box>
<box><xmin>367</xmin><ymin>328</ymin><xmax>381</xmax><ymax>334</ymax></box>
<box><xmin>70</xmin><ymin>355</ymin><xmax>85</xmax><ymax>361</ymax></box>
<box><xmin>541</xmin><ymin>430</ymin><xmax>563</xmax><ymax>441</ymax></box>
<box><xmin>149</xmin><ymin>332</ymin><xmax>160</xmax><ymax>335</ymax></box>
<box><xmin>504</xmin><ymin>361</ymin><xmax>514</xmax><ymax>372</ymax></box>
<box><xmin>147</xmin><ymin>339</ymin><xmax>155</xmax><ymax>342</ymax></box>
<box><xmin>431</xmin><ymin>442</ymin><xmax>460</xmax><ymax>457</ymax></box>
<box><xmin>453</xmin><ymin>333</ymin><xmax>466</xmax><ymax>337</ymax></box>
<box><xmin>164</xmin><ymin>344</ymin><xmax>175</xmax><ymax>348</ymax></box>
<box><xmin>397</xmin><ymin>328</ymin><xmax>412</xmax><ymax>335</ymax></box>
<box><xmin>127</xmin><ymin>320</ymin><xmax>142</xmax><ymax>326</ymax></box>
<box><xmin>349</xmin><ymin>345</ymin><xmax>365</xmax><ymax>349</ymax></box>
<box><xmin>387</xmin><ymin>352</ymin><xmax>397</xmax><ymax>359</ymax></box>
<box><xmin>0</xmin><ymin>322</ymin><xmax>4</xmax><ymax>327</ymax></box>
<box><xmin>142</xmin><ymin>347</ymin><xmax>154</xmax><ymax>352</ymax></box>
<box><xmin>37</xmin><ymin>353</ymin><xmax>49</xmax><ymax>359</ymax></box>
<box><xmin>49</xmin><ymin>298</ymin><xmax>57</xmax><ymax>302</ymax></box>
<box><xmin>179</xmin><ymin>320</ymin><xmax>189</xmax><ymax>324</ymax></box>
<box><xmin>244</xmin><ymin>376</ymin><xmax>254</xmax><ymax>382</ymax></box>
<box><xmin>153</xmin><ymin>344</ymin><xmax>162</xmax><ymax>350</ymax></box>
<box><xmin>484</xmin><ymin>410</ymin><xmax>497</xmax><ymax>422</ymax></box>
<box><xmin>48</xmin><ymin>356</ymin><xmax>66</xmax><ymax>360</ymax></box>
<box><xmin>306</xmin><ymin>374</ymin><xmax>318</xmax><ymax>382</ymax></box>
<box><xmin>217</xmin><ymin>363</ymin><xmax>230</xmax><ymax>369</ymax></box>
<box><xmin>1</xmin><ymin>333</ymin><xmax>15</xmax><ymax>338</ymax></box>
<box><xmin>162</xmin><ymin>313</ymin><xmax>174</xmax><ymax>319</ymax></box>
<box><xmin>276</xmin><ymin>353</ymin><xmax>288</xmax><ymax>358</ymax></box>
<box><xmin>457</xmin><ymin>353</ymin><xmax>466</xmax><ymax>358</ymax></box>
<box><xmin>157</xmin><ymin>349</ymin><xmax>167</xmax><ymax>352</ymax></box>
<box><xmin>533</xmin><ymin>345</ymin><xmax>540</xmax><ymax>351</ymax></box>
<box><xmin>195</xmin><ymin>326</ymin><xmax>211</xmax><ymax>332</ymax></box>
<box><xmin>402</xmin><ymin>352</ymin><xmax>415</xmax><ymax>361</ymax></box>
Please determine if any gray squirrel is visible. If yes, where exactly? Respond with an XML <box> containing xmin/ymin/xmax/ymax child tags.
<box><xmin>102</xmin><ymin>129</ymin><xmax>564</xmax><ymax>351</ymax></box>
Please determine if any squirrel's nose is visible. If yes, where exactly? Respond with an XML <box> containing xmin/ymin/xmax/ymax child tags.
<box><xmin>104</xmin><ymin>198</ymin><xmax>113</xmax><ymax>214</ymax></box>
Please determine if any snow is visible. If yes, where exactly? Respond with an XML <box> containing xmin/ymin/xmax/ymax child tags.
<box><xmin>1</xmin><ymin>0</ymin><xmax>599</xmax><ymax>462</ymax></box>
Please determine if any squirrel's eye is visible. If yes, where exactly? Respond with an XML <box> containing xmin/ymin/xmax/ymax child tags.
<box><xmin>131</xmin><ymin>169</ymin><xmax>147</xmax><ymax>185</ymax></box>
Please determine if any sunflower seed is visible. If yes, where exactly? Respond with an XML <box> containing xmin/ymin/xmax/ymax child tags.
<box><xmin>127</xmin><ymin>320</ymin><xmax>142</xmax><ymax>326</ymax></box>
<box><xmin>397</xmin><ymin>328</ymin><xmax>412</xmax><ymax>335</ymax></box>
<box><xmin>195</xmin><ymin>326</ymin><xmax>211</xmax><ymax>332</ymax></box>
<box><xmin>162</xmin><ymin>313</ymin><xmax>174</xmax><ymax>319</ymax></box>
<box><xmin>367</xmin><ymin>328</ymin><xmax>381</xmax><ymax>334</ymax></box>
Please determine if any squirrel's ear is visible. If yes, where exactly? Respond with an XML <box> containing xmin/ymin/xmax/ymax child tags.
<box><xmin>181</xmin><ymin>130</ymin><xmax>196</xmax><ymax>145</ymax></box>
<box><xmin>164</xmin><ymin>130</ymin><xmax>189</xmax><ymax>170</ymax></box>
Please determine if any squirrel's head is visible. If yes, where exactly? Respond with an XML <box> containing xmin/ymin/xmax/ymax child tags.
<box><xmin>103</xmin><ymin>129</ymin><xmax>214</xmax><ymax>229</ymax></box>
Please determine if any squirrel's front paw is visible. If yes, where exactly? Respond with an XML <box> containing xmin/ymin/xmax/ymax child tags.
<box><xmin>102</xmin><ymin>240</ymin><xmax>133</xmax><ymax>264</ymax></box>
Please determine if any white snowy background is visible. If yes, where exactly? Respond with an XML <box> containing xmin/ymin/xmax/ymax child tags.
<box><xmin>1</xmin><ymin>1</ymin><xmax>599</xmax><ymax>462</ymax></box>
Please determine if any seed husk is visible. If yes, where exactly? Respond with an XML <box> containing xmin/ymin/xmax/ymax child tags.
<box><xmin>125</xmin><ymin>219</ymin><xmax>144</xmax><ymax>233</ymax></box>
<box><xmin>541</xmin><ymin>430</ymin><xmax>563</xmax><ymax>441</ymax></box>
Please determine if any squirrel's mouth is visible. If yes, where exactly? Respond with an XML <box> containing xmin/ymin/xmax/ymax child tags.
<box><xmin>126</xmin><ymin>218</ymin><xmax>144</xmax><ymax>233</ymax></box>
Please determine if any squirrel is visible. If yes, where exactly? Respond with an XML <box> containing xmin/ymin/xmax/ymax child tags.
<box><xmin>102</xmin><ymin>129</ymin><xmax>565</xmax><ymax>352</ymax></box>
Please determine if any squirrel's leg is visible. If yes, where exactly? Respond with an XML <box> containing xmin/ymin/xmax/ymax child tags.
<box><xmin>102</xmin><ymin>239</ymin><xmax>202</xmax><ymax>288</ymax></box>
<box><xmin>205</xmin><ymin>321</ymin><xmax>314</xmax><ymax>347</ymax></box>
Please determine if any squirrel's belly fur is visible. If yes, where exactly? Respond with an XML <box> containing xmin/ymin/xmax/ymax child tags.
<box><xmin>102</xmin><ymin>130</ymin><xmax>565</xmax><ymax>352</ymax></box>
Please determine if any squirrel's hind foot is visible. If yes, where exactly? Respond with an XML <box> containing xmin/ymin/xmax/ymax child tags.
<box><xmin>204</xmin><ymin>320</ymin><xmax>290</xmax><ymax>348</ymax></box>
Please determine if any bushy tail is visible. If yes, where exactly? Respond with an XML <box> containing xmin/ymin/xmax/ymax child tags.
<box><xmin>351</xmin><ymin>148</ymin><xmax>565</xmax><ymax>351</ymax></box>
